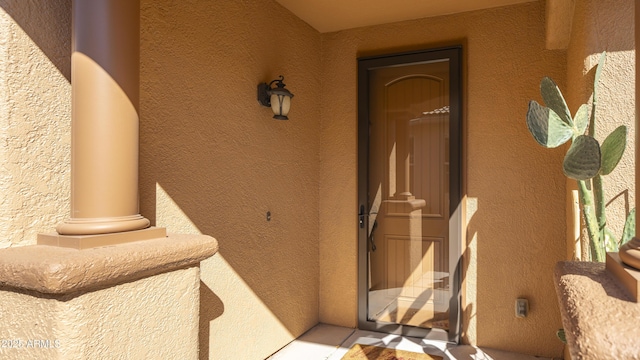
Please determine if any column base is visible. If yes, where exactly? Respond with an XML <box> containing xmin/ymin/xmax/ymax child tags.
<box><xmin>384</xmin><ymin>198</ymin><xmax>427</xmax><ymax>214</ymax></box>
<box><xmin>38</xmin><ymin>226</ymin><xmax>166</xmax><ymax>249</ymax></box>
<box><xmin>56</xmin><ymin>214</ymin><xmax>151</xmax><ymax>236</ymax></box>
<box><xmin>0</xmin><ymin>234</ymin><xmax>218</xmax><ymax>360</ymax></box>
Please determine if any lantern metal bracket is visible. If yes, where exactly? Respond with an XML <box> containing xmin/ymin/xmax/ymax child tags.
<box><xmin>257</xmin><ymin>83</ymin><xmax>271</xmax><ymax>107</ymax></box>
<box><xmin>257</xmin><ymin>76</ymin><xmax>285</xmax><ymax>107</ymax></box>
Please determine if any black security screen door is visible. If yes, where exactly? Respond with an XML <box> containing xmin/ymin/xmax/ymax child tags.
<box><xmin>357</xmin><ymin>46</ymin><xmax>462</xmax><ymax>342</ymax></box>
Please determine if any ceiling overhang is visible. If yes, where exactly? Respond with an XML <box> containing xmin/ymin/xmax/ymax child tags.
<box><xmin>275</xmin><ymin>0</ymin><xmax>540</xmax><ymax>33</ymax></box>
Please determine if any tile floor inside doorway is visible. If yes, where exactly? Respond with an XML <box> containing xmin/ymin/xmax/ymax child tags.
<box><xmin>268</xmin><ymin>324</ymin><xmax>556</xmax><ymax>360</ymax></box>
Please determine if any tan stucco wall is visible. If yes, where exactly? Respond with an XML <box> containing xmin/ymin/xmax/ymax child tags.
<box><xmin>0</xmin><ymin>0</ymin><xmax>634</xmax><ymax>359</ymax></box>
<box><xmin>139</xmin><ymin>1</ymin><xmax>321</xmax><ymax>359</ymax></box>
<box><xmin>0</xmin><ymin>1</ymin><xmax>71</xmax><ymax>248</ymax></box>
<box><xmin>0</xmin><ymin>0</ymin><xmax>321</xmax><ymax>358</ymax></box>
<box><xmin>0</xmin><ymin>266</ymin><xmax>200</xmax><ymax>360</ymax></box>
<box><xmin>565</xmin><ymin>0</ymin><xmax>635</xmax><ymax>247</ymax></box>
<box><xmin>319</xmin><ymin>2</ymin><xmax>567</xmax><ymax>357</ymax></box>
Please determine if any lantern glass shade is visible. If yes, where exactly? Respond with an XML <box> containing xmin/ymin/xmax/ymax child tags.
<box><xmin>257</xmin><ymin>75</ymin><xmax>293</xmax><ymax>120</ymax></box>
<box><xmin>270</xmin><ymin>93</ymin><xmax>291</xmax><ymax>120</ymax></box>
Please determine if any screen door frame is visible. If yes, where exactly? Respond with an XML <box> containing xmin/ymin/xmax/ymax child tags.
<box><xmin>357</xmin><ymin>46</ymin><xmax>463</xmax><ymax>343</ymax></box>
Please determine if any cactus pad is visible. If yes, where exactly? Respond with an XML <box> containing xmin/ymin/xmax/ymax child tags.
<box><xmin>526</xmin><ymin>100</ymin><xmax>573</xmax><ymax>148</ymax></box>
<box><xmin>563</xmin><ymin>135</ymin><xmax>601</xmax><ymax>180</ymax></box>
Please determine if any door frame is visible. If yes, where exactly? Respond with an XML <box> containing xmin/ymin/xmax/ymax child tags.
<box><xmin>357</xmin><ymin>46</ymin><xmax>463</xmax><ymax>342</ymax></box>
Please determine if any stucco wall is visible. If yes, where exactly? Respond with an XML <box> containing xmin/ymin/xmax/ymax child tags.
<box><xmin>565</xmin><ymin>0</ymin><xmax>635</xmax><ymax>250</ymax></box>
<box><xmin>139</xmin><ymin>1</ymin><xmax>321</xmax><ymax>359</ymax></box>
<box><xmin>319</xmin><ymin>2</ymin><xmax>567</xmax><ymax>357</ymax></box>
<box><xmin>0</xmin><ymin>266</ymin><xmax>200</xmax><ymax>360</ymax></box>
<box><xmin>0</xmin><ymin>1</ymin><xmax>71</xmax><ymax>248</ymax></box>
<box><xmin>0</xmin><ymin>0</ymin><xmax>633</xmax><ymax>359</ymax></box>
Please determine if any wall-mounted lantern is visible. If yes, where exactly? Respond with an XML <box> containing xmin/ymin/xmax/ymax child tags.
<box><xmin>257</xmin><ymin>75</ymin><xmax>294</xmax><ymax>120</ymax></box>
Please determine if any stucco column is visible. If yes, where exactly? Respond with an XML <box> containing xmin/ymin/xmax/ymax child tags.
<box><xmin>618</xmin><ymin>0</ymin><xmax>640</xmax><ymax>268</ymax></box>
<box><xmin>56</xmin><ymin>0</ymin><xmax>149</xmax><ymax>235</ymax></box>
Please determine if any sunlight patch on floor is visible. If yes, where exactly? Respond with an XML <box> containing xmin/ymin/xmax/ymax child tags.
<box><xmin>268</xmin><ymin>323</ymin><xmax>555</xmax><ymax>360</ymax></box>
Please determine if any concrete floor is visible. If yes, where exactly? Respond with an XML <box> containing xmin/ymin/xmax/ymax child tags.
<box><xmin>268</xmin><ymin>324</ymin><xmax>556</xmax><ymax>360</ymax></box>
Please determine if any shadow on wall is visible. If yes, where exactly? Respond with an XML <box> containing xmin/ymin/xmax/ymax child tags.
<box><xmin>461</xmin><ymin>198</ymin><xmax>476</xmax><ymax>346</ymax></box>
<box><xmin>2</xmin><ymin>0</ymin><xmax>320</xmax><ymax>358</ymax></box>
<box><xmin>608</xmin><ymin>189</ymin><xmax>630</xmax><ymax>217</ymax></box>
<box><xmin>467</xmin><ymin>162</ymin><xmax>566</xmax><ymax>357</ymax></box>
<box><xmin>199</xmin><ymin>283</ymin><xmax>224</xmax><ymax>360</ymax></box>
<box><xmin>0</xmin><ymin>0</ymin><xmax>71</xmax><ymax>81</ymax></box>
<box><xmin>138</xmin><ymin>0</ymin><xmax>321</xmax><ymax>358</ymax></box>
<box><xmin>460</xmin><ymin>196</ymin><xmax>478</xmax><ymax>344</ymax></box>
<box><xmin>574</xmin><ymin>64</ymin><xmax>634</xmax><ymax>237</ymax></box>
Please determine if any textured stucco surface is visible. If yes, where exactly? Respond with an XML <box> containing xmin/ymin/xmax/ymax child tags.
<box><xmin>566</xmin><ymin>0</ymin><xmax>635</xmax><ymax>248</ymax></box>
<box><xmin>139</xmin><ymin>1</ymin><xmax>321</xmax><ymax>359</ymax></box>
<box><xmin>0</xmin><ymin>233</ymin><xmax>217</xmax><ymax>294</ymax></box>
<box><xmin>554</xmin><ymin>261</ymin><xmax>640</xmax><ymax>360</ymax></box>
<box><xmin>0</xmin><ymin>2</ymin><xmax>71</xmax><ymax>248</ymax></box>
<box><xmin>0</xmin><ymin>266</ymin><xmax>200</xmax><ymax>360</ymax></box>
<box><xmin>320</xmin><ymin>2</ymin><xmax>566</xmax><ymax>357</ymax></box>
<box><xmin>0</xmin><ymin>1</ymin><xmax>634</xmax><ymax>359</ymax></box>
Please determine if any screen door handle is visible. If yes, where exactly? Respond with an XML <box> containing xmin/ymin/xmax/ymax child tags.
<box><xmin>358</xmin><ymin>204</ymin><xmax>366</xmax><ymax>228</ymax></box>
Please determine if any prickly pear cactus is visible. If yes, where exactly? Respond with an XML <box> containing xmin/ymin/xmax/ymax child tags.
<box><xmin>525</xmin><ymin>52</ymin><xmax>634</xmax><ymax>262</ymax></box>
